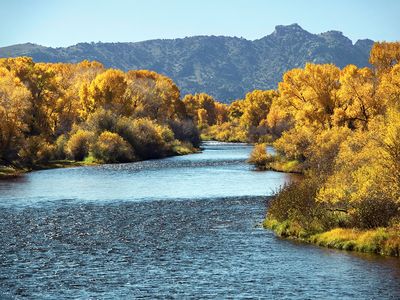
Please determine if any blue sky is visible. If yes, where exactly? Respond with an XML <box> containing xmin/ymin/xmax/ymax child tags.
<box><xmin>1</xmin><ymin>0</ymin><xmax>399</xmax><ymax>47</ymax></box>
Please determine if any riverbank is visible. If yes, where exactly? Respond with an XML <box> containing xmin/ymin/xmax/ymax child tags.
<box><xmin>247</xmin><ymin>144</ymin><xmax>303</xmax><ymax>173</ymax></box>
<box><xmin>0</xmin><ymin>161</ymin><xmax>97</xmax><ymax>179</ymax></box>
<box><xmin>264</xmin><ymin>218</ymin><xmax>400</xmax><ymax>257</ymax></box>
<box><xmin>0</xmin><ymin>144</ymin><xmax>199</xmax><ymax>180</ymax></box>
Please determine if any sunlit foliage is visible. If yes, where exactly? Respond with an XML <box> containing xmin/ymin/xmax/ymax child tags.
<box><xmin>0</xmin><ymin>57</ymin><xmax>199</xmax><ymax>167</ymax></box>
<box><xmin>0</xmin><ymin>67</ymin><xmax>31</xmax><ymax>164</ymax></box>
<box><xmin>266</xmin><ymin>42</ymin><xmax>400</xmax><ymax>234</ymax></box>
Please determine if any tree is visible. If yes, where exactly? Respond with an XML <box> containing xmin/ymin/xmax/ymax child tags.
<box><xmin>126</xmin><ymin>70</ymin><xmax>185</xmax><ymax>122</ymax></box>
<box><xmin>0</xmin><ymin>67</ymin><xmax>31</xmax><ymax>163</ymax></box>
<box><xmin>317</xmin><ymin>111</ymin><xmax>400</xmax><ymax>228</ymax></box>
<box><xmin>92</xmin><ymin>131</ymin><xmax>134</xmax><ymax>163</ymax></box>
<box><xmin>182</xmin><ymin>93</ymin><xmax>217</xmax><ymax>126</ymax></box>
<box><xmin>336</xmin><ymin>65</ymin><xmax>384</xmax><ymax>129</ymax></box>
<box><xmin>65</xmin><ymin>130</ymin><xmax>94</xmax><ymax>161</ymax></box>
<box><xmin>379</xmin><ymin>63</ymin><xmax>400</xmax><ymax>108</ymax></box>
<box><xmin>240</xmin><ymin>90</ymin><xmax>277</xmax><ymax>129</ymax></box>
<box><xmin>369</xmin><ymin>42</ymin><xmax>400</xmax><ymax>75</ymax></box>
<box><xmin>0</xmin><ymin>57</ymin><xmax>63</xmax><ymax>137</ymax></box>
<box><xmin>88</xmin><ymin>69</ymin><xmax>130</xmax><ymax>115</ymax></box>
<box><xmin>277</xmin><ymin>63</ymin><xmax>341</xmax><ymax>129</ymax></box>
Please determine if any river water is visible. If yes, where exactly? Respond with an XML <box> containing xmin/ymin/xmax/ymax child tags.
<box><xmin>0</xmin><ymin>142</ymin><xmax>399</xmax><ymax>299</ymax></box>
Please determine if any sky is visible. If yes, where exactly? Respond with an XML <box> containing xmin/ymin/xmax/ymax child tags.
<box><xmin>1</xmin><ymin>0</ymin><xmax>399</xmax><ymax>47</ymax></box>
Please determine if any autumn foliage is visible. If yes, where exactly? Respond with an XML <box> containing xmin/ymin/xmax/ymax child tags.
<box><xmin>0</xmin><ymin>58</ymin><xmax>199</xmax><ymax>167</ymax></box>
<box><xmin>263</xmin><ymin>42</ymin><xmax>400</xmax><ymax>243</ymax></box>
<box><xmin>1</xmin><ymin>42</ymin><xmax>400</xmax><ymax>247</ymax></box>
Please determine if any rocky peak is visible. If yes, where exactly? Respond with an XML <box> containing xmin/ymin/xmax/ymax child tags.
<box><xmin>319</xmin><ymin>30</ymin><xmax>353</xmax><ymax>46</ymax></box>
<box><xmin>272</xmin><ymin>23</ymin><xmax>311</xmax><ymax>37</ymax></box>
<box><xmin>355</xmin><ymin>38</ymin><xmax>374</xmax><ymax>49</ymax></box>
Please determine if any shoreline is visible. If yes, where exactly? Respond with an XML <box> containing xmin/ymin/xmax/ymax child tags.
<box><xmin>0</xmin><ymin>161</ymin><xmax>97</xmax><ymax>179</ymax></box>
<box><xmin>264</xmin><ymin>218</ymin><xmax>400</xmax><ymax>257</ymax></box>
<box><xmin>0</xmin><ymin>146</ymin><xmax>200</xmax><ymax>180</ymax></box>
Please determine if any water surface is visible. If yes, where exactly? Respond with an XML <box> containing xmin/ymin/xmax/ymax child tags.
<box><xmin>0</xmin><ymin>142</ymin><xmax>399</xmax><ymax>299</ymax></box>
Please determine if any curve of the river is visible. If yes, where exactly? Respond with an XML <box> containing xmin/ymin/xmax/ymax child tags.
<box><xmin>0</xmin><ymin>142</ymin><xmax>399</xmax><ymax>299</ymax></box>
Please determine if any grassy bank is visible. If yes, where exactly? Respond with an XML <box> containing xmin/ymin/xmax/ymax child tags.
<box><xmin>264</xmin><ymin>218</ymin><xmax>400</xmax><ymax>257</ymax></box>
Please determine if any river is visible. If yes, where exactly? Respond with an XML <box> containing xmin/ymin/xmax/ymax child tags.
<box><xmin>0</xmin><ymin>142</ymin><xmax>399</xmax><ymax>299</ymax></box>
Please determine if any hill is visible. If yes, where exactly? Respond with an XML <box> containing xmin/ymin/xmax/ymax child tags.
<box><xmin>0</xmin><ymin>24</ymin><xmax>374</xmax><ymax>102</ymax></box>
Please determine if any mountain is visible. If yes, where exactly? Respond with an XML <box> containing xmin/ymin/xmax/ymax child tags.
<box><xmin>0</xmin><ymin>24</ymin><xmax>374</xmax><ymax>102</ymax></box>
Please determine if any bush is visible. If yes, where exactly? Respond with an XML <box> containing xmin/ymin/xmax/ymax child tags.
<box><xmin>203</xmin><ymin>122</ymin><xmax>247</xmax><ymax>142</ymax></box>
<box><xmin>273</xmin><ymin>126</ymin><xmax>315</xmax><ymax>161</ymax></box>
<box><xmin>247</xmin><ymin>143</ymin><xmax>273</xmax><ymax>169</ymax></box>
<box><xmin>114</xmin><ymin>117</ymin><xmax>136</xmax><ymax>146</ymax></box>
<box><xmin>66</xmin><ymin>130</ymin><xmax>94</xmax><ymax>161</ymax></box>
<box><xmin>129</xmin><ymin>118</ymin><xmax>174</xmax><ymax>159</ymax></box>
<box><xmin>54</xmin><ymin>134</ymin><xmax>68</xmax><ymax>160</ymax></box>
<box><xmin>168</xmin><ymin>119</ymin><xmax>201</xmax><ymax>147</ymax></box>
<box><xmin>349</xmin><ymin>197</ymin><xmax>400</xmax><ymax>229</ymax></box>
<box><xmin>267</xmin><ymin>178</ymin><xmax>333</xmax><ymax>234</ymax></box>
<box><xmin>18</xmin><ymin>136</ymin><xmax>55</xmax><ymax>167</ymax></box>
<box><xmin>86</xmin><ymin>108</ymin><xmax>117</xmax><ymax>134</ymax></box>
<box><xmin>92</xmin><ymin>131</ymin><xmax>134</xmax><ymax>163</ymax></box>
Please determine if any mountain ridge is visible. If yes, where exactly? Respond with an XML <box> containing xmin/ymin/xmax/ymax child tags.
<box><xmin>0</xmin><ymin>24</ymin><xmax>374</xmax><ymax>102</ymax></box>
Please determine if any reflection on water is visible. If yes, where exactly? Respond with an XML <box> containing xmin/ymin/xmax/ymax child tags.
<box><xmin>0</xmin><ymin>142</ymin><xmax>288</xmax><ymax>207</ymax></box>
<box><xmin>0</xmin><ymin>142</ymin><xmax>399</xmax><ymax>299</ymax></box>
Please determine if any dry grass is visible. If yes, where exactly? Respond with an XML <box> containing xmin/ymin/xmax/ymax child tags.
<box><xmin>266</xmin><ymin>218</ymin><xmax>400</xmax><ymax>257</ymax></box>
<box><xmin>311</xmin><ymin>227</ymin><xmax>400</xmax><ymax>256</ymax></box>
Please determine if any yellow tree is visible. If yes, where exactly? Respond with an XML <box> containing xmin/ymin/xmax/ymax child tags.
<box><xmin>182</xmin><ymin>93</ymin><xmax>217</xmax><ymax>126</ymax></box>
<box><xmin>0</xmin><ymin>57</ymin><xmax>62</xmax><ymax>137</ymax></box>
<box><xmin>317</xmin><ymin>110</ymin><xmax>400</xmax><ymax>227</ymax></box>
<box><xmin>55</xmin><ymin>60</ymin><xmax>105</xmax><ymax>122</ymax></box>
<box><xmin>228</xmin><ymin>99</ymin><xmax>244</xmax><ymax>120</ymax></box>
<box><xmin>214</xmin><ymin>102</ymin><xmax>229</xmax><ymax>125</ymax></box>
<box><xmin>88</xmin><ymin>69</ymin><xmax>130</xmax><ymax>115</ymax></box>
<box><xmin>369</xmin><ymin>42</ymin><xmax>400</xmax><ymax>75</ymax></box>
<box><xmin>240</xmin><ymin>90</ymin><xmax>277</xmax><ymax>129</ymax></box>
<box><xmin>379</xmin><ymin>63</ymin><xmax>400</xmax><ymax>108</ymax></box>
<box><xmin>126</xmin><ymin>70</ymin><xmax>184</xmax><ymax>122</ymax></box>
<box><xmin>0</xmin><ymin>67</ymin><xmax>31</xmax><ymax>163</ymax></box>
<box><xmin>336</xmin><ymin>65</ymin><xmax>384</xmax><ymax>129</ymax></box>
<box><xmin>197</xmin><ymin>108</ymin><xmax>208</xmax><ymax>128</ymax></box>
<box><xmin>277</xmin><ymin>63</ymin><xmax>341</xmax><ymax>129</ymax></box>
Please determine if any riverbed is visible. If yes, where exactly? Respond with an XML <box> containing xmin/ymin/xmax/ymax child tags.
<box><xmin>0</xmin><ymin>142</ymin><xmax>399</xmax><ymax>299</ymax></box>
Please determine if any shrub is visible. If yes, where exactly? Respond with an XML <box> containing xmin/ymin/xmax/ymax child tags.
<box><xmin>18</xmin><ymin>136</ymin><xmax>55</xmax><ymax>167</ymax></box>
<box><xmin>86</xmin><ymin>108</ymin><xmax>117</xmax><ymax>134</ymax></box>
<box><xmin>92</xmin><ymin>131</ymin><xmax>134</xmax><ymax>163</ymax></box>
<box><xmin>273</xmin><ymin>126</ymin><xmax>316</xmax><ymax>161</ymax></box>
<box><xmin>267</xmin><ymin>178</ymin><xmax>333</xmax><ymax>234</ymax></box>
<box><xmin>54</xmin><ymin>134</ymin><xmax>68</xmax><ymax>160</ymax></box>
<box><xmin>114</xmin><ymin>117</ymin><xmax>136</xmax><ymax>146</ymax></box>
<box><xmin>168</xmin><ymin>119</ymin><xmax>201</xmax><ymax>147</ymax></box>
<box><xmin>66</xmin><ymin>130</ymin><xmax>94</xmax><ymax>161</ymax></box>
<box><xmin>349</xmin><ymin>197</ymin><xmax>399</xmax><ymax>229</ymax></box>
<box><xmin>247</xmin><ymin>143</ymin><xmax>273</xmax><ymax>169</ymax></box>
<box><xmin>129</xmin><ymin>118</ymin><xmax>174</xmax><ymax>159</ymax></box>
